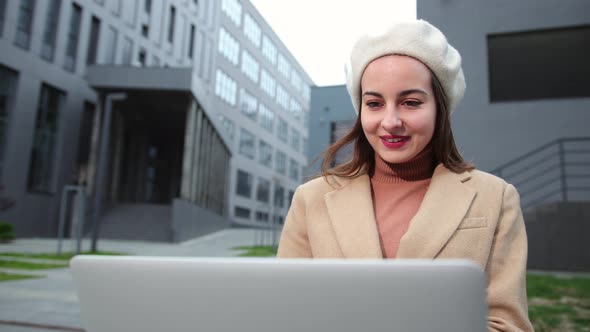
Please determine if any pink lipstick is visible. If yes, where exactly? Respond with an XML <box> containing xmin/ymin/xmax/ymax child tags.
<box><xmin>380</xmin><ymin>135</ymin><xmax>409</xmax><ymax>148</ymax></box>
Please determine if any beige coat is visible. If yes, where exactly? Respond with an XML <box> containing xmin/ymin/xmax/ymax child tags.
<box><xmin>278</xmin><ymin>164</ymin><xmax>533</xmax><ymax>332</ymax></box>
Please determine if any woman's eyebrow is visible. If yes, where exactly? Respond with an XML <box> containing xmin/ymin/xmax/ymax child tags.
<box><xmin>398</xmin><ymin>89</ymin><xmax>428</xmax><ymax>97</ymax></box>
<box><xmin>362</xmin><ymin>91</ymin><xmax>384</xmax><ymax>98</ymax></box>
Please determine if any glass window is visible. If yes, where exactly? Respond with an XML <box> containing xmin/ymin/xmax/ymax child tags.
<box><xmin>290</xmin><ymin>128</ymin><xmax>300</xmax><ymax>152</ymax></box>
<box><xmin>288</xmin><ymin>190</ymin><xmax>295</xmax><ymax>207</ymax></box>
<box><xmin>289</xmin><ymin>159</ymin><xmax>299</xmax><ymax>182</ymax></box>
<box><xmin>217</xmin><ymin>27</ymin><xmax>239</xmax><ymax>65</ymax></box>
<box><xmin>275</xmin><ymin>150</ymin><xmax>286</xmax><ymax>175</ymax></box>
<box><xmin>167</xmin><ymin>5</ymin><xmax>175</xmax><ymax>43</ymax></box>
<box><xmin>121</xmin><ymin>36</ymin><xmax>133</xmax><ymax>65</ymax></box>
<box><xmin>64</xmin><ymin>3</ymin><xmax>82</xmax><ymax>72</ymax></box>
<box><xmin>41</xmin><ymin>0</ymin><xmax>61</xmax><ymax>61</ymax></box>
<box><xmin>256</xmin><ymin>177</ymin><xmax>270</xmax><ymax>203</ymax></box>
<box><xmin>104</xmin><ymin>26</ymin><xmax>118</xmax><ymax>64</ymax></box>
<box><xmin>239</xmin><ymin>128</ymin><xmax>255</xmax><ymax>159</ymax></box>
<box><xmin>15</xmin><ymin>0</ymin><xmax>36</xmax><ymax>49</ymax></box>
<box><xmin>28</xmin><ymin>83</ymin><xmax>65</xmax><ymax>193</ymax></box>
<box><xmin>144</xmin><ymin>0</ymin><xmax>151</xmax><ymax>13</ymax></box>
<box><xmin>218</xmin><ymin>115</ymin><xmax>235</xmax><ymax>142</ymax></box>
<box><xmin>234</xmin><ymin>206</ymin><xmax>251</xmax><ymax>219</ymax></box>
<box><xmin>0</xmin><ymin>0</ymin><xmax>6</xmax><ymax>37</ymax></box>
<box><xmin>243</xmin><ymin>13</ymin><xmax>261</xmax><ymax>48</ymax></box>
<box><xmin>302</xmin><ymin>83</ymin><xmax>311</xmax><ymax>102</ymax></box>
<box><xmin>262</xmin><ymin>35</ymin><xmax>277</xmax><ymax>65</ymax></box>
<box><xmin>215</xmin><ymin>69</ymin><xmax>237</xmax><ymax>105</ymax></box>
<box><xmin>302</xmin><ymin>137</ymin><xmax>308</xmax><ymax>156</ymax></box>
<box><xmin>277</xmin><ymin>117</ymin><xmax>288</xmax><ymax>143</ymax></box>
<box><xmin>260</xmin><ymin>69</ymin><xmax>276</xmax><ymax>98</ymax></box>
<box><xmin>278</xmin><ymin>53</ymin><xmax>291</xmax><ymax>79</ymax></box>
<box><xmin>138</xmin><ymin>48</ymin><xmax>146</xmax><ymax>66</ymax></box>
<box><xmin>221</xmin><ymin>0</ymin><xmax>241</xmax><ymax>26</ymax></box>
<box><xmin>258</xmin><ymin>140</ymin><xmax>272</xmax><ymax>167</ymax></box>
<box><xmin>290</xmin><ymin>98</ymin><xmax>302</xmax><ymax>122</ymax></box>
<box><xmin>255</xmin><ymin>211</ymin><xmax>269</xmax><ymax>222</ymax></box>
<box><xmin>86</xmin><ymin>16</ymin><xmax>101</xmax><ymax>65</ymax></box>
<box><xmin>291</xmin><ymin>69</ymin><xmax>302</xmax><ymax>93</ymax></box>
<box><xmin>274</xmin><ymin>184</ymin><xmax>284</xmax><ymax>208</ymax></box>
<box><xmin>0</xmin><ymin>65</ymin><xmax>18</xmax><ymax>179</ymax></box>
<box><xmin>241</xmin><ymin>50</ymin><xmax>259</xmax><ymax>83</ymax></box>
<box><xmin>258</xmin><ymin>103</ymin><xmax>274</xmax><ymax>133</ymax></box>
<box><xmin>188</xmin><ymin>24</ymin><xmax>195</xmax><ymax>59</ymax></box>
<box><xmin>236</xmin><ymin>169</ymin><xmax>252</xmax><ymax>198</ymax></box>
<box><xmin>109</xmin><ymin>0</ymin><xmax>121</xmax><ymax>16</ymax></box>
<box><xmin>239</xmin><ymin>89</ymin><xmax>257</xmax><ymax>121</ymax></box>
<box><xmin>276</xmin><ymin>84</ymin><xmax>289</xmax><ymax>111</ymax></box>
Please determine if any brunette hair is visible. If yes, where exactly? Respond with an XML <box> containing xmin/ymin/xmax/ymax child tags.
<box><xmin>320</xmin><ymin>70</ymin><xmax>474</xmax><ymax>178</ymax></box>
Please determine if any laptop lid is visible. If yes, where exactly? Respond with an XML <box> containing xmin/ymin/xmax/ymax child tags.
<box><xmin>70</xmin><ymin>256</ymin><xmax>487</xmax><ymax>332</ymax></box>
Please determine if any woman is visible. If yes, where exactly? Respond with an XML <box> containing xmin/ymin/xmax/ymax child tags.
<box><xmin>277</xmin><ymin>20</ymin><xmax>533</xmax><ymax>331</ymax></box>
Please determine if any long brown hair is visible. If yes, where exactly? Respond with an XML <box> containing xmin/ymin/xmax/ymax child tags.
<box><xmin>320</xmin><ymin>70</ymin><xmax>474</xmax><ymax>178</ymax></box>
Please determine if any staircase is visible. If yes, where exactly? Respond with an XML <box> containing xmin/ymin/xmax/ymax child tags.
<box><xmin>98</xmin><ymin>204</ymin><xmax>173</xmax><ymax>242</ymax></box>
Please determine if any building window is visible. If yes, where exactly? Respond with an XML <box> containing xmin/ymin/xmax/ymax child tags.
<box><xmin>258</xmin><ymin>103</ymin><xmax>274</xmax><ymax>133</ymax></box>
<box><xmin>217</xmin><ymin>27</ymin><xmax>239</xmax><ymax>65</ymax></box>
<box><xmin>290</xmin><ymin>98</ymin><xmax>302</xmax><ymax>122</ymax></box>
<box><xmin>277</xmin><ymin>117</ymin><xmax>288</xmax><ymax>143</ymax></box>
<box><xmin>256</xmin><ymin>177</ymin><xmax>270</xmax><ymax>203</ymax></box>
<box><xmin>110</xmin><ymin>0</ymin><xmax>121</xmax><ymax>16</ymax></box>
<box><xmin>274</xmin><ymin>184</ymin><xmax>284</xmax><ymax>208</ymax></box>
<box><xmin>289</xmin><ymin>159</ymin><xmax>299</xmax><ymax>182</ymax></box>
<box><xmin>239</xmin><ymin>89</ymin><xmax>258</xmax><ymax>121</ymax></box>
<box><xmin>0</xmin><ymin>65</ymin><xmax>19</xmax><ymax>178</ymax></box>
<box><xmin>141</xmin><ymin>24</ymin><xmax>149</xmax><ymax>37</ymax></box>
<box><xmin>239</xmin><ymin>128</ymin><xmax>255</xmax><ymax>159</ymax></box>
<box><xmin>275</xmin><ymin>150</ymin><xmax>286</xmax><ymax>175</ymax></box>
<box><xmin>302</xmin><ymin>137</ymin><xmax>308</xmax><ymax>156</ymax></box>
<box><xmin>214</xmin><ymin>69</ymin><xmax>237</xmax><ymax>105</ymax></box>
<box><xmin>104</xmin><ymin>26</ymin><xmax>118</xmax><ymax>64</ymax></box>
<box><xmin>260</xmin><ymin>70</ymin><xmax>276</xmax><ymax>98</ymax></box>
<box><xmin>288</xmin><ymin>190</ymin><xmax>295</xmax><ymax>207</ymax></box>
<box><xmin>0</xmin><ymin>0</ymin><xmax>8</xmax><ymax>37</ymax></box>
<box><xmin>259</xmin><ymin>140</ymin><xmax>272</xmax><ymax>167</ymax></box>
<box><xmin>28</xmin><ymin>83</ymin><xmax>65</xmax><ymax>193</ymax></box>
<box><xmin>243</xmin><ymin>13</ymin><xmax>261</xmax><ymax>48</ymax></box>
<box><xmin>64</xmin><ymin>3</ymin><xmax>82</xmax><ymax>72</ymax></box>
<box><xmin>188</xmin><ymin>24</ymin><xmax>195</xmax><ymax>59</ymax></box>
<box><xmin>278</xmin><ymin>53</ymin><xmax>291</xmax><ymax>79</ymax></box>
<box><xmin>262</xmin><ymin>35</ymin><xmax>277</xmax><ymax>65</ymax></box>
<box><xmin>255</xmin><ymin>211</ymin><xmax>269</xmax><ymax>222</ymax></box>
<box><xmin>86</xmin><ymin>16</ymin><xmax>101</xmax><ymax>65</ymax></box>
<box><xmin>41</xmin><ymin>0</ymin><xmax>61</xmax><ymax>61</ymax></box>
<box><xmin>236</xmin><ymin>169</ymin><xmax>252</xmax><ymax>198</ymax></box>
<box><xmin>167</xmin><ymin>5</ymin><xmax>176</xmax><ymax>43</ymax></box>
<box><xmin>488</xmin><ymin>25</ymin><xmax>590</xmax><ymax>102</ymax></box>
<box><xmin>290</xmin><ymin>128</ymin><xmax>300</xmax><ymax>152</ymax></box>
<box><xmin>221</xmin><ymin>0</ymin><xmax>241</xmax><ymax>26</ymax></box>
<box><xmin>218</xmin><ymin>115</ymin><xmax>235</xmax><ymax>142</ymax></box>
<box><xmin>121</xmin><ymin>36</ymin><xmax>133</xmax><ymax>65</ymax></box>
<box><xmin>241</xmin><ymin>50</ymin><xmax>260</xmax><ymax>83</ymax></box>
<box><xmin>291</xmin><ymin>70</ymin><xmax>302</xmax><ymax>92</ymax></box>
<box><xmin>15</xmin><ymin>0</ymin><xmax>36</xmax><ymax>49</ymax></box>
<box><xmin>276</xmin><ymin>84</ymin><xmax>289</xmax><ymax>111</ymax></box>
<box><xmin>234</xmin><ymin>206</ymin><xmax>250</xmax><ymax>219</ymax></box>
<box><xmin>138</xmin><ymin>48</ymin><xmax>146</xmax><ymax>66</ymax></box>
<box><xmin>144</xmin><ymin>0</ymin><xmax>151</xmax><ymax>13</ymax></box>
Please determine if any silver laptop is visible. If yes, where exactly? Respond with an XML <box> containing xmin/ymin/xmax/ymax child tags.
<box><xmin>70</xmin><ymin>256</ymin><xmax>487</xmax><ymax>332</ymax></box>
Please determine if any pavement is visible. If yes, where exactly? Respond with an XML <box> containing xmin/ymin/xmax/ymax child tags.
<box><xmin>0</xmin><ymin>228</ymin><xmax>275</xmax><ymax>332</ymax></box>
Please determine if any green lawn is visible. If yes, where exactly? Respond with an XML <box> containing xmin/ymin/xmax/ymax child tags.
<box><xmin>0</xmin><ymin>259</ymin><xmax>68</xmax><ymax>270</ymax></box>
<box><xmin>0</xmin><ymin>271</ymin><xmax>41</xmax><ymax>282</ymax></box>
<box><xmin>0</xmin><ymin>251</ymin><xmax>126</xmax><ymax>261</ymax></box>
<box><xmin>232</xmin><ymin>245</ymin><xmax>277</xmax><ymax>257</ymax></box>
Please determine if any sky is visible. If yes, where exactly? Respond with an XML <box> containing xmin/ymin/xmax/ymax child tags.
<box><xmin>250</xmin><ymin>0</ymin><xmax>417</xmax><ymax>87</ymax></box>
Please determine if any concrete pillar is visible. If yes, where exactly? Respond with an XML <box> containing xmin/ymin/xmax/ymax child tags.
<box><xmin>86</xmin><ymin>95</ymin><xmax>104</xmax><ymax>196</ymax></box>
<box><xmin>190</xmin><ymin>107</ymin><xmax>203</xmax><ymax>203</ymax></box>
<box><xmin>110</xmin><ymin>111</ymin><xmax>125</xmax><ymax>202</ymax></box>
<box><xmin>180</xmin><ymin>100</ymin><xmax>197</xmax><ymax>200</ymax></box>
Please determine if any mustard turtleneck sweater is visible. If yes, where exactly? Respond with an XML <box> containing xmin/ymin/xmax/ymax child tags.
<box><xmin>369</xmin><ymin>146</ymin><xmax>436</xmax><ymax>258</ymax></box>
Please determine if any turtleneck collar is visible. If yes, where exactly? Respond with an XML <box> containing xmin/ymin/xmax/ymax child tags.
<box><xmin>370</xmin><ymin>144</ymin><xmax>436</xmax><ymax>183</ymax></box>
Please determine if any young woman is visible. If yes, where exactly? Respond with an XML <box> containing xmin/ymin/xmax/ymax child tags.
<box><xmin>277</xmin><ymin>20</ymin><xmax>533</xmax><ymax>331</ymax></box>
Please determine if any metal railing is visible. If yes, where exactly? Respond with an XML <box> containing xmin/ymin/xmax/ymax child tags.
<box><xmin>491</xmin><ymin>137</ymin><xmax>590</xmax><ymax>210</ymax></box>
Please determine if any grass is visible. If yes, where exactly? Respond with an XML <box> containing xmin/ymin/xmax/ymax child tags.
<box><xmin>0</xmin><ymin>260</ymin><xmax>68</xmax><ymax>270</ymax></box>
<box><xmin>0</xmin><ymin>251</ymin><xmax>127</xmax><ymax>261</ymax></box>
<box><xmin>0</xmin><ymin>271</ymin><xmax>41</xmax><ymax>282</ymax></box>
<box><xmin>232</xmin><ymin>245</ymin><xmax>277</xmax><ymax>257</ymax></box>
<box><xmin>527</xmin><ymin>274</ymin><xmax>590</xmax><ymax>332</ymax></box>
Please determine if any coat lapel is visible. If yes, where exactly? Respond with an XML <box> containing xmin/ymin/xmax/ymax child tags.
<box><xmin>324</xmin><ymin>174</ymin><xmax>383</xmax><ymax>258</ymax></box>
<box><xmin>397</xmin><ymin>165</ymin><xmax>476</xmax><ymax>259</ymax></box>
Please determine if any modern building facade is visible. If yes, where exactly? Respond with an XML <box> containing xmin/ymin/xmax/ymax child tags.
<box><xmin>0</xmin><ymin>0</ymin><xmax>312</xmax><ymax>240</ymax></box>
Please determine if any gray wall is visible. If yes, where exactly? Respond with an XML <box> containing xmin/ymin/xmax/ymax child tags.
<box><xmin>417</xmin><ymin>0</ymin><xmax>590</xmax><ymax>172</ymax></box>
<box><xmin>172</xmin><ymin>198</ymin><xmax>231</xmax><ymax>242</ymax></box>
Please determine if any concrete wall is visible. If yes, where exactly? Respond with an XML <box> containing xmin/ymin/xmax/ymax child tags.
<box><xmin>525</xmin><ymin>202</ymin><xmax>590</xmax><ymax>271</ymax></box>
<box><xmin>417</xmin><ymin>0</ymin><xmax>590</xmax><ymax>172</ymax></box>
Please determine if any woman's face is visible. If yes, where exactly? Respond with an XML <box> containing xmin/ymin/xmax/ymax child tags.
<box><xmin>360</xmin><ymin>55</ymin><xmax>436</xmax><ymax>164</ymax></box>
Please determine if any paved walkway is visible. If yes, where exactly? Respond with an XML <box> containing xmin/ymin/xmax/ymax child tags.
<box><xmin>0</xmin><ymin>228</ymin><xmax>274</xmax><ymax>332</ymax></box>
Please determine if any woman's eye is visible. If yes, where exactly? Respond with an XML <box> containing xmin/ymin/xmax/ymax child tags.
<box><xmin>366</xmin><ymin>101</ymin><xmax>383</xmax><ymax>108</ymax></box>
<box><xmin>403</xmin><ymin>100</ymin><xmax>423</xmax><ymax>108</ymax></box>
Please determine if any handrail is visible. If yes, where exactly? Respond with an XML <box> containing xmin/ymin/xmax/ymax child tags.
<box><xmin>491</xmin><ymin>137</ymin><xmax>590</xmax><ymax>210</ymax></box>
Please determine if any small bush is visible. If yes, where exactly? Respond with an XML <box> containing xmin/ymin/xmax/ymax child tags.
<box><xmin>0</xmin><ymin>222</ymin><xmax>15</xmax><ymax>242</ymax></box>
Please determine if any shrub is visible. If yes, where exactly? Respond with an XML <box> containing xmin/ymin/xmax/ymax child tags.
<box><xmin>0</xmin><ymin>222</ymin><xmax>15</xmax><ymax>242</ymax></box>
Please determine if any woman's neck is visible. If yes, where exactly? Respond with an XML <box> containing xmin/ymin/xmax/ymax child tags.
<box><xmin>371</xmin><ymin>145</ymin><xmax>435</xmax><ymax>183</ymax></box>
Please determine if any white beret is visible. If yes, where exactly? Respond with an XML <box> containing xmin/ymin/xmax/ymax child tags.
<box><xmin>346</xmin><ymin>20</ymin><xmax>466</xmax><ymax>115</ymax></box>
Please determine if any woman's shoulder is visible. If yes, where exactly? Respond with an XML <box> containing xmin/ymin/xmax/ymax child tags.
<box><xmin>297</xmin><ymin>173</ymin><xmax>365</xmax><ymax>195</ymax></box>
<box><xmin>463</xmin><ymin>168</ymin><xmax>515</xmax><ymax>194</ymax></box>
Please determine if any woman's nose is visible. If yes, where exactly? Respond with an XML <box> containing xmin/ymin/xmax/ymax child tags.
<box><xmin>381</xmin><ymin>107</ymin><xmax>402</xmax><ymax>131</ymax></box>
